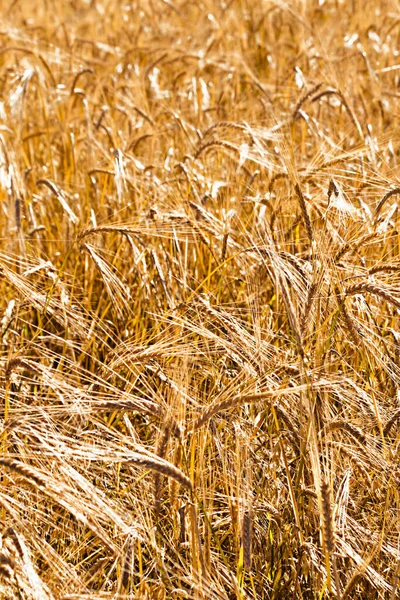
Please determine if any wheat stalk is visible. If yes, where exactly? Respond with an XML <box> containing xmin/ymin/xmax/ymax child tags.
<box><xmin>320</xmin><ymin>420</ymin><xmax>366</xmax><ymax>445</ymax></box>
<box><xmin>129</xmin><ymin>452</ymin><xmax>192</xmax><ymax>492</ymax></box>
<box><xmin>345</xmin><ymin>283</ymin><xmax>400</xmax><ymax>311</ymax></box>
<box><xmin>375</xmin><ymin>187</ymin><xmax>400</xmax><ymax>217</ymax></box>
<box><xmin>192</xmin><ymin>379</ymin><xmax>331</xmax><ymax>431</ymax></box>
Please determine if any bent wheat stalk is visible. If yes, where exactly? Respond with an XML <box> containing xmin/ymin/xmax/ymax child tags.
<box><xmin>128</xmin><ymin>451</ymin><xmax>193</xmax><ymax>492</ymax></box>
<box><xmin>375</xmin><ymin>187</ymin><xmax>400</xmax><ymax>217</ymax></box>
<box><xmin>345</xmin><ymin>283</ymin><xmax>400</xmax><ymax>311</ymax></box>
<box><xmin>192</xmin><ymin>379</ymin><xmax>331</xmax><ymax>431</ymax></box>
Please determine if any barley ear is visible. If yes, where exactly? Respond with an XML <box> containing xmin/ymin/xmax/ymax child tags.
<box><xmin>242</xmin><ymin>509</ymin><xmax>253</xmax><ymax>570</ymax></box>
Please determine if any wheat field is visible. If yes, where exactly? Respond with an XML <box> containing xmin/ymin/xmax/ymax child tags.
<box><xmin>1</xmin><ymin>0</ymin><xmax>400</xmax><ymax>598</ymax></box>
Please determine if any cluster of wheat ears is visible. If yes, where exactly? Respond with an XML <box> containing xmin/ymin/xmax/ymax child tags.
<box><xmin>2</xmin><ymin>0</ymin><xmax>400</xmax><ymax>598</ymax></box>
